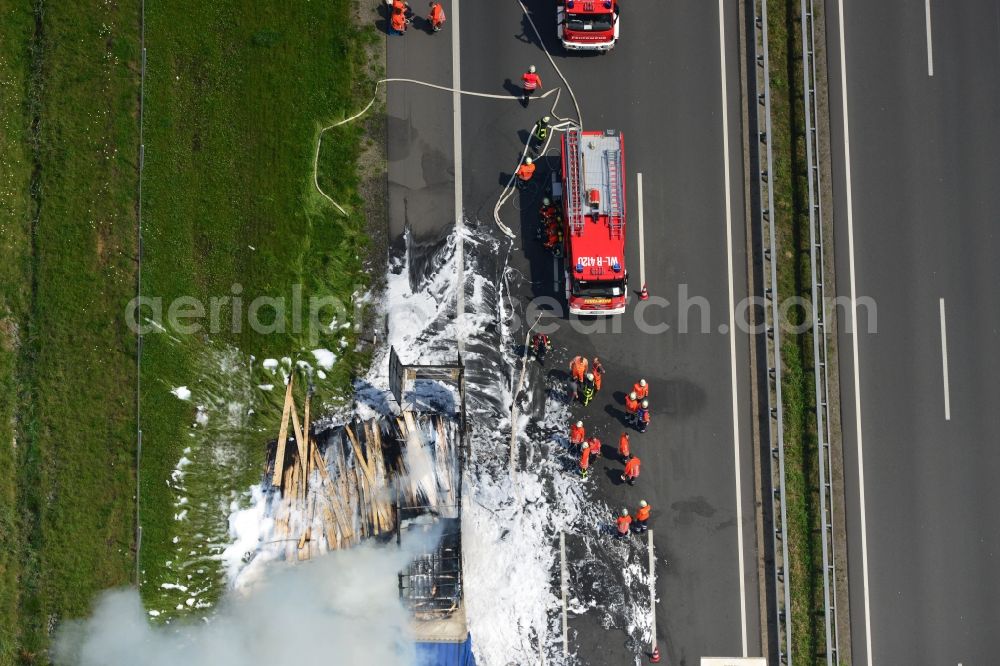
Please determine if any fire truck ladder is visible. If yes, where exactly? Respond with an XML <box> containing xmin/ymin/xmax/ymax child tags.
<box><xmin>606</xmin><ymin>146</ymin><xmax>624</xmax><ymax>239</ymax></box>
<box><xmin>566</xmin><ymin>130</ymin><xmax>585</xmax><ymax>236</ymax></box>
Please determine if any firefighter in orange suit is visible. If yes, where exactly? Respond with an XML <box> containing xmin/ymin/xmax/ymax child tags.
<box><xmin>621</xmin><ymin>455</ymin><xmax>641</xmax><ymax>485</ymax></box>
<box><xmin>516</xmin><ymin>157</ymin><xmax>536</xmax><ymax>182</ymax></box>
<box><xmin>615</xmin><ymin>508</ymin><xmax>632</xmax><ymax>538</ymax></box>
<box><xmin>634</xmin><ymin>500</ymin><xmax>651</xmax><ymax>532</ymax></box>
<box><xmin>569</xmin><ymin>421</ymin><xmax>585</xmax><ymax>453</ymax></box>
<box><xmin>624</xmin><ymin>391</ymin><xmax>639</xmax><ymax>426</ymax></box>
<box><xmin>427</xmin><ymin>1</ymin><xmax>446</xmax><ymax>30</ymax></box>
<box><xmin>618</xmin><ymin>432</ymin><xmax>631</xmax><ymax>462</ymax></box>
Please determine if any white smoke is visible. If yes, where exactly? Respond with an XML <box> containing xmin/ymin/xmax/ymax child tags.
<box><xmin>54</xmin><ymin>529</ymin><xmax>443</xmax><ymax>666</ymax></box>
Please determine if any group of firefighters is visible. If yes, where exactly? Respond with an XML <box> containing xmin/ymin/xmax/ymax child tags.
<box><xmin>388</xmin><ymin>0</ymin><xmax>446</xmax><ymax>35</ymax></box>
<box><xmin>530</xmin><ymin>334</ymin><xmax>656</xmax><ymax>540</ymax></box>
<box><xmin>536</xmin><ymin>196</ymin><xmax>562</xmax><ymax>255</ymax></box>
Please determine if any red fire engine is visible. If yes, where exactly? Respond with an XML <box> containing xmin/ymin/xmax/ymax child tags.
<box><xmin>557</xmin><ymin>0</ymin><xmax>620</xmax><ymax>52</ymax></box>
<box><xmin>556</xmin><ymin>129</ymin><xmax>628</xmax><ymax>315</ymax></box>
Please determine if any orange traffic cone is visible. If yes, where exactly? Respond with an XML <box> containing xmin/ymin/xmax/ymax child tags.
<box><xmin>649</xmin><ymin>644</ymin><xmax>661</xmax><ymax>663</ymax></box>
<box><xmin>639</xmin><ymin>283</ymin><xmax>649</xmax><ymax>301</ymax></box>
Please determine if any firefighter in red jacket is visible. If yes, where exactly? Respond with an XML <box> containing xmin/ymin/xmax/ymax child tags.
<box><xmin>516</xmin><ymin>156</ymin><xmax>536</xmax><ymax>182</ymax></box>
<box><xmin>624</xmin><ymin>391</ymin><xmax>639</xmax><ymax>426</ymax></box>
<box><xmin>618</xmin><ymin>432</ymin><xmax>631</xmax><ymax>462</ymax></box>
<box><xmin>390</xmin><ymin>7</ymin><xmax>408</xmax><ymax>34</ymax></box>
<box><xmin>427</xmin><ymin>1</ymin><xmax>446</xmax><ymax>31</ymax></box>
<box><xmin>621</xmin><ymin>455</ymin><xmax>641</xmax><ymax>485</ymax></box>
<box><xmin>521</xmin><ymin>65</ymin><xmax>542</xmax><ymax>104</ymax></box>
<box><xmin>537</xmin><ymin>197</ymin><xmax>557</xmax><ymax>239</ymax></box>
<box><xmin>634</xmin><ymin>500</ymin><xmax>651</xmax><ymax>532</ymax></box>
<box><xmin>592</xmin><ymin>356</ymin><xmax>605</xmax><ymax>391</ymax></box>
<box><xmin>615</xmin><ymin>508</ymin><xmax>632</xmax><ymax>539</ymax></box>
<box><xmin>531</xmin><ymin>332</ymin><xmax>551</xmax><ymax>364</ymax></box>
<box><xmin>569</xmin><ymin>420</ymin><xmax>585</xmax><ymax>453</ymax></box>
<box><xmin>587</xmin><ymin>436</ymin><xmax>601</xmax><ymax>461</ymax></box>
<box><xmin>542</xmin><ymin>224</ymin><xmax>562</xmax><ymax>254</ymax></box>
<box><xmin>579</xmin><ymin>443</ymin><xmax>591</xmax><ymax>478</ymax></box>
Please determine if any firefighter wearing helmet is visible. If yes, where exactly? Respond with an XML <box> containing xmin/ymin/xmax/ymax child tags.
<box><xmin>516</xmin><ymin>155</ymin><xmax>536</xmax><ymax>182</ymax></box>
<box><xmin>581</xmin><ymin>371</ymin><xmax>596</xmax><ymax>406</ymax></box>
<box><xmin>616</xmin><ymin>508</ymin><xmax>632</xmax><ymax>538</ymax></box>
<box><xmin>521</xmin><ymin>65</ymin><xmax>542</xmax><ymax>104</ymax></box>
<box><xmin>637</xmin><ymin>398</ymin><xmax>651</xmax><ymax>433</ymax></box>
<box><xmin>625</xmin><ymin>390</ymin><xmax>639</xmax><ymax>425</ymax></box>
<box><xmin>534</xmin><ymin>114</ymin><xmax>551</xmax><ymax>144</ymax></box>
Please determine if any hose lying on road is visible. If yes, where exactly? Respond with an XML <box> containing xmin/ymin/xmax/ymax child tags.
<box><xmin>491</xmin><ymin>106</ymin><xmax>577</xmax><ymax>239</ymax></box>
<box><xmin>313</xmin><ymin>78</ymin><xmax>560</xmax><ymax>215</ymax></box>
<box><xmin>492</xmin><ymin>0</ymin><xmax>585</xmax><ymax>238</ymax></box>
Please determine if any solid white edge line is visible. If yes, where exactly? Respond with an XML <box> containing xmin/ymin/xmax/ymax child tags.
<box><xmin>648</xmin><ymin>528</ymin><xmax>657</xmax><ymax>653</ymax></box>
<box><xmin>637</xmin><ymin>172</ymin><xmax>646</xmax><ymax>288</ymax></box>
<box><xmin>717</xmin><ymin>0</ymin><xmax>748</xmax><ymax>656</ymax></box>
<box><xmin>836</xmin><ymin>1</ymin><xmax>875</xmax><ymax>664</ymax></box>
<box><xmin>452</xmin><ymin>0</ymin><xmax>465</xmax><ymax>349</ymax></box>
<box><xmin>925</xmin><ymin>0</ymin><xmax>934</xmax><ymax>77</ymax></box>
<box><xmin>940</xmin><ymin>298</ymin><xmax>951</xmax><ymax>420</ymax></box>
<box><xmin>560</xmin><ymin>531</ymin><xmax>569</xmax><ymax>655</ymax></box>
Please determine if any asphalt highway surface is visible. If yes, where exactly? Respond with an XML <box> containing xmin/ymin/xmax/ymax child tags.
<box><xmin>827</xmin><ymin>1</ymin><xmax>1000</xmax><ymax>663</ymax></box>
<box><xmin>387</xmin><ymin>0</ymin><xmax>762</xmax><ymax>662</ymax></box>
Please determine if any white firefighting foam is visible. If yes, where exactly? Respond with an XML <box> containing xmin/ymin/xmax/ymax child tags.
<box><xmin>220</xmin><ymin>226</ymin><xmax>651</xmax><ymax>664</ymax></box>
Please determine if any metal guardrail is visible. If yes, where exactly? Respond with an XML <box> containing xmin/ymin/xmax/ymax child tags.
<box><xmin>752</xmin><ymin>1</ymin><xmax>793</xmax><ymax>662</ymax></box>
<box><xmin>800</xmin><ymin>0</ymin><xmax>841</xmax><ymax>662</ymax></box>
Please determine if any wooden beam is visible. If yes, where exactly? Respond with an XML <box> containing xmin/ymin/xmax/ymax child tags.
<box><xmin>270</xmin><ymin>377</ymin><xmax>295</xmax><ymax>488</ymax></box>
<box><xmin>302</xmin><ymin>393</ymin><xmax>312</xmax><ymax>480</ymax></box>
<box><xmin>310</xmin><ymin>437</ymin><xmax>355</xmax><ymax>542</ymax></box>
<box><xmin>289</xmin><ymin>398</ymin><xmax>309</xmax><ymax>480</ymax></box>
<box><xmin>346</xmin><ymin>424</ymin><xmax>376</xmax><ymax>488</ymax></box>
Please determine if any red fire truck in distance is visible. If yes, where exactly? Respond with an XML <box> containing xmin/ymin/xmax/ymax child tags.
<box><xmin>557</xmin><ymin>0</ymin><xmax>620</xmax><ymax>52</ymax></box>
<box><xmin>556</xmin><ymin>129</ymin><xmax>628</xmax><ymax>315</ymax></box>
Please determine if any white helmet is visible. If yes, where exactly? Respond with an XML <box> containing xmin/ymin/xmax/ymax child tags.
<box><xmin>524</xmin><ymin>157</ymin><xmax>533</xmax><ymax>165</ymax></box>
<box><xmin>621</xmin><ymin>508</ymin><xmax>629</xmax><ymax>516</ymax></box>
<box><xmin>629</xmin><ymin>391</ymin><xmax>637</xmax><ymax>400</ymax></box>
<box><xmin>529</xmin><ymin>65</ymin><xmax>536</xmax><ymax>73</ymax></box>
<box><xmin>575</xmin><ymin>421</ymin><xmax>583</xmax><ymax>428</ymax></box>
<box><xmin>586</xmin><ymin>372</ymin><xmax>594</xmax><ymax>381</ymax></box>
<box><xmin>542</xmin><ymin>197</ymin><xmax>551</xmax><ymax>205</ymax></box>
<box><xmin>639</xmin><ymin>378</ymin><xmax>647</xmax><ymax>387</ymax></box>
<box><xmin>641</xmin><ymin>399</ymin><xmax>649</xmax><ymax>408</ymax></box>
<box><xmin>639</xmin><ymin>500</ymin><xmax>648</xmax><ymax>508</ymax></box>
<box><xmin>542</xmin><ymin>115</ymin><xmax>551</xmax><ymax>122</ymax></box>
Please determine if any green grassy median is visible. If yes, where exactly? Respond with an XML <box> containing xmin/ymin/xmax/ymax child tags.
<box><xmin>767</xmin><ymin>0</ymin><xmax>826</xmax><ymax>662</ymax></box>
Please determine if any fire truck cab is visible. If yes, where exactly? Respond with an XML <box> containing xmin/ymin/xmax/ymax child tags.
<box><xmin>557</xmin><ymin>0</ymin><xmax>620</xmax><ymax>52</ymax></box>
<box><xmin>557</xmin><ymin>129</ymin><xmax>628</xmax><ymax>315</ymax></box>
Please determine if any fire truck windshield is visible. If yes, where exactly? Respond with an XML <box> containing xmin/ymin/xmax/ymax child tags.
<box><xmin>572</xmin><ymin>278</ymin><xmax>626</xmax><ymax>298</ymax></box>
<box><xmin>565</xmin><ymin>15</ymin><xmax>614</xmax><ymax>32</ymax></box>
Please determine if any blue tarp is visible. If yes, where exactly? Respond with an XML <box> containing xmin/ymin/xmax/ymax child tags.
<box><xmin>414</xmin><ymin>635</ymin><xmax>476</xmax><ymax>666</ymax></box>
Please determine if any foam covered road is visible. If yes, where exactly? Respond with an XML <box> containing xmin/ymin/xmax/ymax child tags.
<box><xmin>386</xmin><ymin>0</ymin><xmax>761</xmax><ymax>661</ymax></box>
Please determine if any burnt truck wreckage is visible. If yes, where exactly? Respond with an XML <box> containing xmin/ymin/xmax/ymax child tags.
<box><xmin>246</xmin><ymin>347</ymin><xmax>473</xmax><ymax>661</ymax></box>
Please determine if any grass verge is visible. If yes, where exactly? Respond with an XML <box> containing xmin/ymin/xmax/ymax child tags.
<box><xmin>0</xmin><ymin>0</ymin><xmax>141</xmax><ymax>661</ymax></box>
<box><xmin>767</xmin><ymin>0</ymin><xmax>826</xmax><ymax>662</ymax></box>
<box><xmin>0</xmin><ymin>2</ymin><xmax>35</xmax><ymax>661</ymax></box>
<box><xmin>0</xmin><ymin>0</ymin><xmax>382</xmax><ymax>656</ymax></box>
<box><xmin>138</xmin><ymin>1</ymin><xmax>380</xmax><ymax>616</ymax></box>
